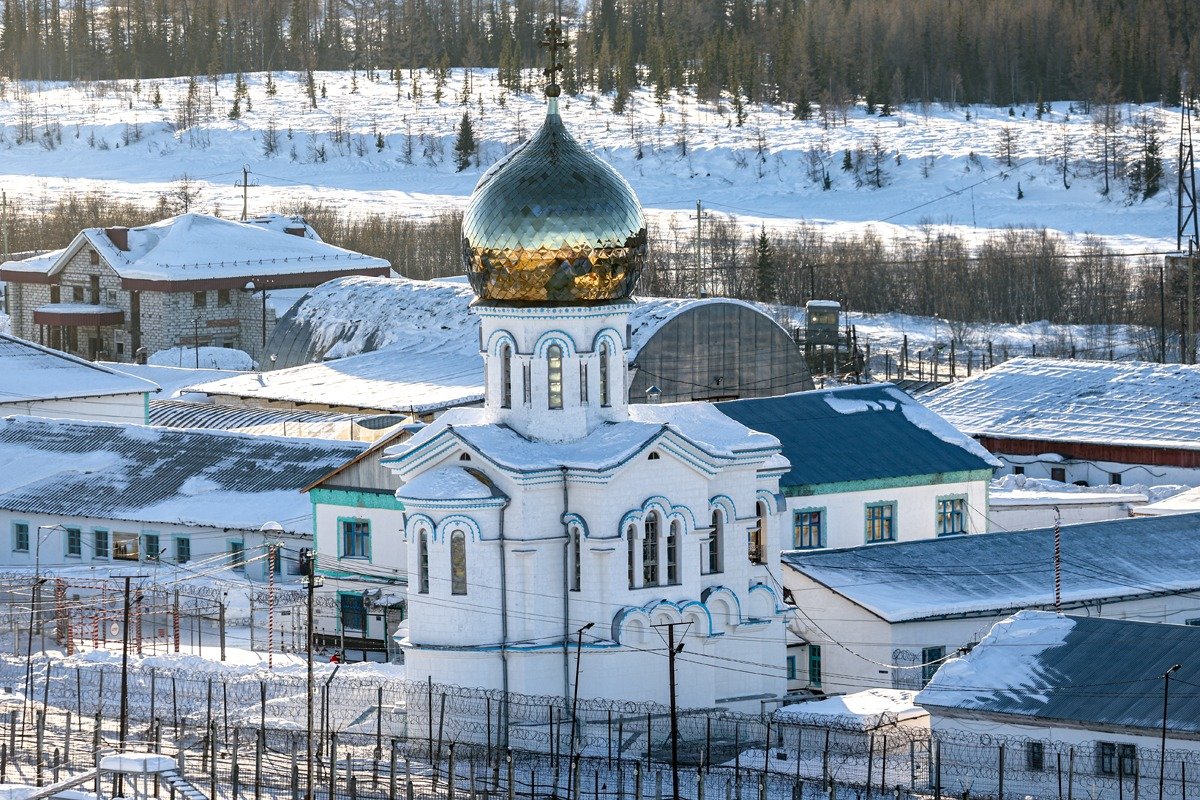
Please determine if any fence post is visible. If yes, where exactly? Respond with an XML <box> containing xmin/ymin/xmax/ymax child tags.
<box><xmin>881</xmin><ymin>735</ymin><xmax>888</xmax><ymax>794</ymax></box>
<box><xmin>64</xmin><ymin>712</ymin><xmax>71</xmax><ymax>766</ymax></box>
<box><xmin>1068</xmin><ymin>747</ymin><xmax>1075</xmax><ymax>800</ymax></box>
<box><xmin>998</xmin><ymin>744</ymin><xmax>1005</xmax><ymax>800</ymax></box>
<box><xmin>821</xmin><ymin>730</ymin><xmax>829</xmax><ymax>790</ymax></box>
<box><xmin>1056</xmin><ymin>751</ymin><xmax>1063</xmax><ymax>800</ymax></box>
<box><xmin>329</xmin><ymin>732</ymin><xmax>338</xmax><ymax>800</ymax></box>
<box><xmin>698</xmin><ymin>767</ymin><xmax>705</xmax><ymax>800</ymax></box>
<box><xmin>255</xmin><ymin>727</ymin><xmax>263</xmax><ymax>800</ymax></box>
<box><xmin>232</xmin><ymin>727</ymin><xmax>241</xmax><ymax>800</ymax></box>
<box><xmin>291</xmin><ymin>741</ymin><xmax>300</xmax><ymax>800</ymax></box>
<box><xmin>934</xmin><ymin>739</ymin><xmax>941</xmax><ymax>800</ymax></box>
<box><xmin>35</xmin><ymin>709</ymin><xmax>44</xmax><ymax>787</ymax></box>
<box><xmin>867</xmin><ymin>733</ymin><xmax>875</xmax><ymax>797</ymax></box>
<box><xmin>389</xmin><ymin>740</ymin><xmax>398</xmax><ymax>800</ymax></box>
<box><xmin>148</xmin><ymin>667</ymin><xmax>157</xmax><ymax>740</ymax></box>
<box><xmin>349</xmin><ymin>775</ymin><xmax>358</xmax><ymax>800</ymax></box>
<box><xmin>656</xmin><ymin>770</ymin><xmax>663</xmax><ymax>800</ymax></box>
<box><xmin>635</xmin><ymin>761</ymin><xmax>642</xmax><ymax>800</ymax></box>
<box><xmin>210</xmin><ymin>721</ymin><xmax>218</xmax><ymax>800</ymax></box>
<box><xmin>449</xmin><ymin>741</ymin><xmax>457</xmax><ymax>800</ymax></box>
<box><xmin>573</xmin><ymin>756</ymin><xmax>581</xmax><ymax>800</ymax></box>
<box><xmin>0</xmin><ymin>742</ymin><xmax>5</xmax><ymax>783</ymax></box>
<box><xmin>506</xmin><ymin>750</ymin><xmax>514</xmax><ymax>800</ymax></box>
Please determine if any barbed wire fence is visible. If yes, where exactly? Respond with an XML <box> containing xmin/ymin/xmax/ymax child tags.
<box><xmin>0</xmin><ymin>656</ymin><xmax>1197</xmax><ymax>800</ymax></box>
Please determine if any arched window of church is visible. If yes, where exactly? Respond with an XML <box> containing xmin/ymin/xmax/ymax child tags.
<box><xmin>626</xmin><ymin>524</ymin><xmax>637</xmax><ymax>589</ymax></box>
<box><xmin>579</xmin><ymin>361</ymin><xmax>588</xmax><ymax>404</ymax></box>
<box><xmin>750</xmin><ymin>502</ymin><xmax>767</xmax><ymax>564</ymax></box>
<box><xmin>666</xmin><ymin>520</ymin><xmax>680</xmax><ymax>585</ymax></box>
<box><xmin>547</xmin><ymin>344</ymin><xmax>564</xmax><ymax>410</ymax></box>
<box><xmin>418</xmin><ymin>531</ymin><xmax>430</xmax><ymax>594</ymax></box>
<box><xmin>450</xmin><ymin>530</ymin><xmax>467</xmax><ymax>595</ymax></box>
<box><xmin>500</xmin><ymin>343</ymin><xmax>512</xmax><ymax>409</ymax></box>
<box><xmin>599</xmin><ymin>343</ymin><xmax>610</xmax><ymax>407</ymax></box>
<box><xmin>642</xmin><ymin>513</ymin><xmax>660</xmax><ymax>587</ymax></box>
<box><xmin>705</xmin><ymin>511</ymin><xmax>722</xmax><ymax>575</ymax></box>
<box><xmin>570</xmin><ymin>526</ymin><xmax>581</xmax><ymax>592</ymax></box>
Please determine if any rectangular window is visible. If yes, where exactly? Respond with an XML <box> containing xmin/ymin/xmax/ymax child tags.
<box><xmin>1110</xmin><ymin>472</ymin><xmax>1123</xmax><ymax>485</ymax></box>
<box><xmin>89</xmin><ymin>250</ymin><xmax>100</xmax><ymax>265</ymax></box>
<box><xmin>339</xmin><ymin>519</ymin><xmax>370</xmax><ymax>559</ymax></box>
<box><xmin>113</xmin><ymin>531</ymin><xmax>139</xmax><ymax>561</ymax></box>
<box><xmin>65</xmin><ymin>527</ymin><xmax>82</xmax><ymax>558</ymax></box>
<box><xmin>193</xmin><ymin>291</ymin><xmax>207</xmax><ymax>308</ymax></box>
<box><xmin>579</xmin><ymin>361</ymin><xmax>588</xmax><ymax>404</ymax></box>
<box><xmin>418</xmin><ymin>533</ymin><xmax>429</xmax><ymax>594</ymax></box>
<box><xmin>175</xmin><ymin>537</ymin><xmax>191</xmax><ymax>564</ymax></box>
<box><xmin>1050</xmin><ymin>467</ymin><xmax>1066</xmax><ymax>483</ymax></box>
<box><xmin>217</xmin><ymin>288</ymin><xmax>232</xmax><ymax>307</ymax></box>
<box><xmin>642</xmin><ymin>516</ymin><xmax>659</xmax><ymax>587</ymax></box>
<box><xmin>72</xmin><ymin>285</ymin><xmax>84</xmax><ymax>302</ymax></box>
<box><xmin>1012</xmin><ymin>466</ymin><xmax>1025</xmax><ymax>475</ymax></box>
<box><xmin>522</xmin><ymin>363</ymin><xmax>532</xmax><ymax>405</ymax></box>
<box><xmin>786</xmin><ymin>655</ymin><xmax>797</xmax><ymax>681</ymax></box>
<box><xmin>921</xmin><ymin>645</ymin><xmax>945</xmax><ymax>686</ymax></box>
<box><xmin>793</xmin><ymin>509</ymin><xmax>824</xmax><ymax>549</ymax></box>
<box><xmin>1118</xmin><ymin>744</ymin><xmax>1137</xmax><ymax>776</ymax></box>
<box><xmin>865</xmin><ymin>502</ymin><xmax>896</xmax><ymax>542</ymax></box>
<box><xmin>93</xmin><ymin>529</ymin><xmax>109</xmax><ymax>559</ymax></box>
<box><xmin>143</xmin><ymin>533</ymin><xmax>160</xmax><ymax>561</ymax></box>
<box><xmin>808</xmin><ymin>644</ymin><xmax>822</xmax><ymax>687</ymax></box>
<box><xmin>229</xmin><ymin>541</ymin><xmax>245</xmax><ymax>570</ymax></box>
<box><xmin>89</xmin><ymin>275</ymin><xmax>100</xmax><ymax>304</ymax></box>
<box><xmin>1026</xmin><ymin>742</ymin><xmax>1045</xmax><ymax>772</ymax></box>
<box><xmin>339</xmin><ymin>593</ymin><xmax>366</xmax><ymax>633</ymax></box>
<box><xmin>936</xmin><ymin>497</ymin><xmax>967</xmax><ymax>536</ymax></box>
<box><xmin>12</xmin><ymin>522</ymin><xmax>29</xmax><ymax>553</ymax></box>
<box><xmin>1097</xmin><ymin>742</ymin><xmax>1117</xmax><ymax>775</ymax></box>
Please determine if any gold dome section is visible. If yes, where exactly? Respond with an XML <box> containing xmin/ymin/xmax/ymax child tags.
<box><xmin>461</xmin><ymin>100</ymin><xmax>647</xmax><ymax>303</ymax></box>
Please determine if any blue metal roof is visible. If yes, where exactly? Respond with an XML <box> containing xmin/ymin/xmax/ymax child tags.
<box><xmin>919</xmin><ymin>611</ymin><xmax>1200</xmax><ymax>734</ymax></box>
<box><xmin>783</xmin><ymin>512</ymin><xmax>1200</xmax><ymax>622</ymax></box>
<box><xmin>717</xmin><ymin>385</ymin><xmax>995</xmax><ymax>490</ymax></box>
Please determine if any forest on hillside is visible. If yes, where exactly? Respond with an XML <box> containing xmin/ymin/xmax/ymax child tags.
<box><xmin>2</xmin><ymin>0</ymin><xmax>1198</xmax><ymax>108</ymax></box>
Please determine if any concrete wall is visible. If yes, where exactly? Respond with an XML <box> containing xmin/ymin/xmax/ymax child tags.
<box><xmin>998</xmin><ymin>454</ymin><xmax>1200</xmax><ymax>489</ymax></box>
<box><xmin>0</xmin><ymin>392</ymin><xmax>149</xmax><ymax>424</ymax></box>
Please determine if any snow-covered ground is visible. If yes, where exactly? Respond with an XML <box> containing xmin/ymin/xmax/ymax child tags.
<box><xmin>0</xmin><ymin>70</ymin><xmax>1180</xmax><ymax>253</ymax></box>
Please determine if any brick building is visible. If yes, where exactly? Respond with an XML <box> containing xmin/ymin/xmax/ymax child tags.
<box><xmin>0</xmin><ymin>213</ymin><xmax>390</xmax><ymax>364</ymax></box>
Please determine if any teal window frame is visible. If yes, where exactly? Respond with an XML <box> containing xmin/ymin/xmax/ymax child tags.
<box><xmin>786</xmin><ymin>655</ymin><xmax>797</xmax><ymax>681</ymax></box>
<box><xmin>338</xmin><ymin>591</ymin><xmax>367</xmax><ymax>633</ymax></box>
<box><xmin>92</xmin><ymin>529</ymin><xmax>109</xmax><ymax>560</ymax></box>
<box><xmin>808</xmin><ymin>644</ymin><xmax>822</xmax><ymax>687</ymax></box>
<box><xmin>12</xmin><ymin>522</ymin><xmax>30</xmax><ymax>553</ymax></box>
<box><xmin>175</xmin><ymin>536</ymin><xmax>191</xmax><ymax>564</ymax></box>
<box><xmin>921</xmin><ymin>645</ymin><xmax>945</xmax><ymax>686</ymax></box>
<box><xmin>229</xmin><ymin>540</ymin><xmax>245</xmax><ymax>570</ymax></box>
<box><xmin>936</xmin><ymin>495</ymin><xmax>967</xmax><ymax>536</ymax></box>
<box><xmin>864</xmin><ymin>501</ymin><xmax>897</xmax><ymax>543</ymax></box>
<box><xmin>65</xmin><ymin>527</ymin><xmax>82</xmax><ymax>558</ymax></box>
<box><xmin>792</xmin><ymin>508</ymin><xmax>825</xmax><ymax>549</ymax></box>
<box><xmin>143</xmin><ymin>532</ymin><xmax>161</xmax><ymax>561</ymax></box>
<box><xmin>338</xmin><ymin>517</ymin><xmax>371</xmax><ymax>560</ymax></box>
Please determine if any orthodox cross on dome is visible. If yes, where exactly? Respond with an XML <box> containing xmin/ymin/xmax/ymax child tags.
<box><xmin>538</xmin><ymin>16</ymin><xmax>567</xmax><ymax>98</ymax></box>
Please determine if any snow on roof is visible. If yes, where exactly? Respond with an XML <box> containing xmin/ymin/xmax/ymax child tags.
<box><xmin>99</xmin><ymin>753</ymin><xmax>178</xmax><ymax>774</ymax></box>
<box><xmin>923</xmin><ymin>357</ymin><xmax>1200</xmax><ymax>451</ymax></box>
<box><xmin>1133</xmin><ymin>484</ymin><xmax>1200</xmax><ymax>516</ymax></box>
<box><xmin>2</xmin><ymin>213</ymin><xmax>389</xmax><ymax>282</ymax></box>
<box><xmin>100</xmin><ymin>362</ymin><xmax>244</xmax><ymax>399</ymax></box>
<box><xmin>717</xmin><ymin>385</ymin><xmax>997</xmax><ymax>489</ymax></box>
<box><xmin>150</xmin><ymin>399</ymin><xmax>359</xmax><ymax>434</ymax></box>
<box><xmin>775</xmin><ymin>689</ymin><xmax>927</xmax><ymax>729</ymax></box>
<box><xmin>0</xmin><ymin>416</ymin><xmax>366</xmax><ymax>534</ymax></box>
<box><xmin>918</xmin><ymin>611</ymin><xmax>1200</xmax><ymax>733</ymax></box>
<box><xmin>988</xmin><ymin>474</ymin><xmax>1165</xmax><ymax>507</ymax></box>
<box><xmin>626</xmin><ymin>295</ymin><xmax>782</xmax><ymax>356</ymax></box>
<box><xmin>0</xmin><ymin>332</ymin><xmax>159</xmax><ymax>403</ymax></box>
<box><xmin>187</xmin><ymin>347</ymin><xmax>485</xmax><ymax>414</ymax></box>
<box><xmin>396</xmin><ymin>466</ymin><xmax>501</xmax><ymax>502</ymax></box>
<box><xmin>385</xmin><ymin>401</ymin><xmax>780</xmax><ymax>477</ymax></box>
<box><xmin>783</xmin><ymin>512</ymin><xmax>1200</xmax><ymax>623</ymax></box>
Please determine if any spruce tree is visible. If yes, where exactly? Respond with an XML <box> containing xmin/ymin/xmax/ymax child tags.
<box><xmin>453</xmin><ymin>111</ymin><xmax>476</xmax><ymax>172</ymax></box>
<box><xmin>755</xmin><ymin>228</ymin><xmax>774</xmax><ymax>301</ymax></box>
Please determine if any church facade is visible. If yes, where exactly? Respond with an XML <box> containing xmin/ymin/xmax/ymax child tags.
<box><xmin>382</xmin><ymin>47</ymin><xmax>789</xmax><ymax>715</ymax></box>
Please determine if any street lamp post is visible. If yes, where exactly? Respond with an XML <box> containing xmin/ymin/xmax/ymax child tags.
<box><xmin>568</xmin><ymin>620</ymin><xmax>595</xmax><ymax>795</ymax></box>
<box><xmin>25</xmin><ymin>524</ymin><xmax>66</xmax><ymax>722</ymax></box>
<box><xmin>1160</xmin><ymin>663</ymin><xmax>1182</xmax><ymax>800</ymax></box>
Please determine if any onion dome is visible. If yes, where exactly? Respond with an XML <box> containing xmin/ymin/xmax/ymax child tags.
<box><xmin>461</xmin><ymin>96</ymin><xmax>648</xmax><ymax>303</ymax></box>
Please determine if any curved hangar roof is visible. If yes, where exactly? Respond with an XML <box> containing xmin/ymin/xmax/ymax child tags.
<box><xmin>259</xmin><ymin>276</ymin><xmax>812</xmax><ymax>404</ymax></box>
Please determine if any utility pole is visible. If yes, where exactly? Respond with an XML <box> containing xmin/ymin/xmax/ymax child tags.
<box><xmin>300</xmin><ymin>548</ymin><xmax>323</xmax><ymax>800</ymax></box>
<box><xmin>1160</xmin><ymin>663</ymin><xmax>1182</xmax><ymax>800</ymax></box>
<box><xmin>568</xmin><ymin>621</ymin><xmax>595</xmax><ymax>799</ymax></box>
<box><xmin>1053</xmin><ymin>507</ymin><xmax>1062</xmax><ymax>613</ymax></box>
<box><xmin>691</xmin><ymin>201</ymin><xmax>704</xmax><ymax>297</ymax></box>
<box><xmin>652</xmin><ymin>621</ymin><xmax>690</xmax><ymax>800</ymax></box>
<box><xmin>118</xmin><ymin>573</ymin><xmax>148</xmax><ymax>749</ymax></box>
<box><xmin>238</xmin><ymin>165</ymin><xmax>254</xmax><ymax>221</ymax></box>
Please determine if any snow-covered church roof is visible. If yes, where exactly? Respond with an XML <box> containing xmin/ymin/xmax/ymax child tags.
<box><xmin>0</xmin><ymin>213</ymin><xmax>390</xmax><ymax>287</ymax></box>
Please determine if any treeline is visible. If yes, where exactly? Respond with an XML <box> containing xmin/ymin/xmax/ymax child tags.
<box><xmin>0</xmin><ymin>192</ymin><xmax>1171</xmax><ymax>337</ymax></box>
<box><xmin>2</xmin><ymin>0</ymin><xmax>1197</xmax><ymax>107</ymax></box>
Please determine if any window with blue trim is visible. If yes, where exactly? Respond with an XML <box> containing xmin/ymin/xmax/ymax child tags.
<box><xmin>921</xmin><ymin>645</ymin><xmax>945</xmax><ymax>686</ymax></box>
<box><xmin>936</xmin><ymin>497</ymin><xmax>967</xmax><ymax>536</ymax></box>
<box><xmin>547</xmin><ymin>344</ymin><xmax>564</xmax><ymax>410</ymax></box>
<box><xmin>175</xmin><ymin>537</ymin><xmax>191</xmax><ymax>564</ymax></box>
<box><xmin>340</xmin><ymin>519</ymin><xmax>370</xmax><ymax>559</ymax></box>
<box><xmin>340</xmin><ymin>593</ymin><xmax>366</xmax><ymax>632</ymax></box>
<box><xmin>865</xmin><ymin>502</ymin><xmax>896</xmax><ymax>542</ymax></box>
<box><xmin>143</xmin><ymin>533</ymin><xmax>161</xmax><ymax>561</ymax></box>
<box><xmin>229</xmin><ymin>541</ymin><xmax>245</xmax><ymax>570</ymax></box>
<box><xmin>793</xmin><ymin>509</ymin><xmax>824</xmax><ymax>549</ymax></box>
<box><xmin>808</xmin><ymin>645</ymin><xmax>822</xmax><ymax>686</ymax></box>
<box><xmin>12</xmin><ymin>522</ymin><xmax>29</xmax><ymax>553</ymax></box>
<box><xmin>93</xmin><ymin>529</ymin><xmax>109</xmax><ymax>559</ymax></box>
<box><xmin>65</xmin><ymin>527</ymin><xmax>82</xmax><ymax>558</ymax></box>
<box><xmin>786</xmin><ymin>655</ymin><xmax>797</xmax><ymax>681</ymax></box>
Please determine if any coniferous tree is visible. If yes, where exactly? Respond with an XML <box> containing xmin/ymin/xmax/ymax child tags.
<box><xmin>755</xmin><ymin>228</ymin><xmax>775</xmax><ymax>301</ymax></box>
<box><xmin>453</xmin><ymin>111</ymin><xmax>476</xmax><ymax>172</ymax></box>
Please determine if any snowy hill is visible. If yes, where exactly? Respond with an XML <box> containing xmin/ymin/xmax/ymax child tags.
<box><xmin>0</xmin><ymin>69</ymin><xmax>1181</xmax><ymax>252</ymax></box>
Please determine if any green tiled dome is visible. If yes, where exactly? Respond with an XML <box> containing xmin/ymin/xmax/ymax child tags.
<box><xmin>461</xmin><ymin>99</ymin><xmax>647</xmax><ymax>303</ymax></box>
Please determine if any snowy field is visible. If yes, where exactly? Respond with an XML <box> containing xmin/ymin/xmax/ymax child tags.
<box><xmin>0</xmin><ymin>69</ymin><xmax>1182</xmax><ymax>253</ymax></box>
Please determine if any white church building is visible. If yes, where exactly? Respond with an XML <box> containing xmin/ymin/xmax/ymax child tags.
<box><xmin>381</xmin><ymin>55</ymin><xmax>789</xmax><ymax>714</ymax></box>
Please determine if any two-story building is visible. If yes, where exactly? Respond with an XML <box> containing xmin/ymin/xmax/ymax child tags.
<box><xmin>0</xmin><ymin>213</ymin><xmax>389</xmax><ymax>365</ymax></box>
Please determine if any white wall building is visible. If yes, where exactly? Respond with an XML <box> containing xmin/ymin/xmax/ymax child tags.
<box><xmin>918</xmin><ymin>611</ymin><xmax>1200</xmax><ymax>800</ymax></box>
<box><xmin>381</xmin><ymin>80</ymin><xmax>789</xmax><ymax>721</ymax></box>
<box><xmin>782</xmin><ymin>512</ymin><xmax>1200</xmax><ymax>695</ymax></box>
<box><xmin>0</xmin><ymin>332</ymin><xmax>159</xmax><ymax>424</ymax></box>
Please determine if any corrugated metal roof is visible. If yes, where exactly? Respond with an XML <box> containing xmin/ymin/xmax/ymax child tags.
<box><xmin>0</xmin><ymin>333</ymin><xmax>159</xmax><ymax>403</ymax></box>
<box><xmin>717</xmin><ymin>385</ymin><xmax>995</xmax><ymax>489</ymax></box>
<box><xmin>919</xmin><ymin>611</ymin><xmax>1200</xmax><ymax>733</ymax></box>
<box><xmin>783</xmin><ymin>512</ymin><xmax>1200</xmax><ymax>622</ymax></box>
<box><xmin>0</xmin><ymin>416</ymin><xmax>366</xmax><ymax>533</ymax></box>
<box><xmin>150</xmin><ymin>400</ymin><xmax>357</xmax><ymax>430</ymax></box>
